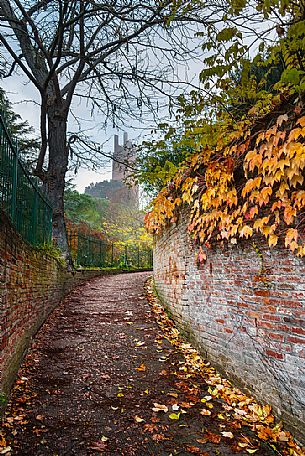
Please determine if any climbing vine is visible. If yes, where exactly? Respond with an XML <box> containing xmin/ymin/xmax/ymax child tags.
<box><xmin>145</xmin><ymin>100</ymin><xmax>305</xmax><ymax>257</ymax></box>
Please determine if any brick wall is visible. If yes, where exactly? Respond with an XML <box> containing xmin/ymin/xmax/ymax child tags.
<box><xmin>154</xmin><ymin>213</ymin><xmax>305</xmax><ymax>443</ymax></box>
<box><xmin>0</xmin><ymin>211</ymin><xmax>121</xmax><ymax>402</ymax></box>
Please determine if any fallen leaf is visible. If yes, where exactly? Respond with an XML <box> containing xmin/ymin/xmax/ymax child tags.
<box><xmin>152</xmin><ymin>403</ymin><xmax>168</xmax><ymax>413</ymax></box>
<box><xmin>168</xmin><ymin>392</ymin><xmax>178</xmax><ymax>398</ymax></box>
<box><xmin>205</xmin><ymin>431</ymin><xmax>221</xmax><ymax>444</ymax></box>
<box><xmin>168</xmin><ymin>412</ymin><xmax>181</xmax><ymax>420</ymax></box>
<box><xmin>221</xmin><ymin>431</ymin><xmax>234</xmax><ymax>439</ymax></box>
<box><xmin>196</xmin><ymin>437</ymin><xmax>207</xmax><ymax>444</ymax></box>
<box><xmin>89</xmin><ymin>441</ymin><xmax>108</xmax><ymax>451</ymax></box>
<box><xmin>246</xmin><ymin>450</ymin><xmax>259</xmax><ymax>454</ymax></box>
<box><xmin>134</xmin><ymin>415</ymin><xmax>145</xmax><ymax>423</ymax></box>
<box><xmin>101</xmin><ymin>436</ymin><xmax>109</xmax><ymax>442</ymax></box>
<box><xmin>200</xmin><ymin>409</ymin><xmax>211</xmax><ymax>416</ymax></box>
<box><xmin>135</xmin><ymin>341</ymin><xmax>145</xmax><ymax>347</ymax></box>
<box><xmin>278</xmin><ymin>431</ymin><xmax>289</xmax><ymax>442</ymax></box>
<box><xmin>135</xmin><ymin>364</ymin><xmax>146</xmax><ymax>372</ymax></box>
<box><xmin>0</xmin><ymin>447</ymin><xmax>12</xmax><ymax>455</ymax></box>
<box><xmin>143</xmin><ymin>423</ymin><xmax>158</xmax><ymax>433</ymax></box>
<box><xmin>186</xmin><ymin>446</ymin><xmax>201</xmax><ymax>453</ymax></box>
<box><xmin>159</xmin><ymin>370</ymin><xmax>168</xmax><ymax>376</ymax></box>
<box><xmin>152</xmin><ymin>433</ymin><xmax>168</xmax><ymax>441</ymax></box>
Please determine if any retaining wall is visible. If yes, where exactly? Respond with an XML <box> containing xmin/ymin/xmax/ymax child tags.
<box><xmin>154</xmin><ymin>214</ymin><xmax>305</xmax><ymax>442</ymax></box>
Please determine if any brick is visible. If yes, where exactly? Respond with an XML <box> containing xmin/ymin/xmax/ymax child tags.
<box><xmin>265</xmin><ymin>350</ymin><xmax>284</xmax><ymax>360</ymax></box>
<box><xmin>0</xmin><ymin>211</ymin><xmax>110</xmax><ymax>401</ymax></box>
<box><xmin>154</xmin><ymin>208</ymin><xmax>305</xmax><ymax>442</ymax></box>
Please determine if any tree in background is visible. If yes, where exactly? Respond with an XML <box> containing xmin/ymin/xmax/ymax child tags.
<box><xmin>0</xmin><ymin>87</ymin><xmax>40</xmax><ymax>164</ymax></box>
<box><xmin>64</xmin><ymin>188</ymin><xmax>151</xmax><ymax>247</ymax></box>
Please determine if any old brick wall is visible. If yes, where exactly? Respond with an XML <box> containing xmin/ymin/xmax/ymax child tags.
<box><xmin>154</xmin><ymin>214</ymin><xmax>305</xmax><ymax>442</ymax></box>
<box><xmin>0</xmin><ymin>211</ymin><xmax>119</xmax><ymax>401</ymax></box>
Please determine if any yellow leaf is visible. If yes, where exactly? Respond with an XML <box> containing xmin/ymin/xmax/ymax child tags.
<box><xmin>246</xmin><ymin>449</ymin><xmax>259</xmax><ymax>454</ymax></box>
<box><xmin>134</xmin><ymin>415</ymin><xmax>145</xmax><ymax>423</ymax></box>
<box><xmin>169</xmin><ymin>412</ymin><xmax>181</xmax><ymax>420</ymax></box>
<box><xmin>268</xmin><ymin>234</ymin><xmax>278</xmax><ymax>247</ymax></box>
<box><xmin>297</xmin><ymin>116</ymin><xmax>305</xmax><ymax>127</ymax></box>
<box><xmin>135</xmin><ymin>341</ymin><xmax>145</xmax><ymax>347</ymax></box>
<box><xmin>240</xmin><ymin>225</ymin><xmax>253</xmax><ymax>239</ymax></box>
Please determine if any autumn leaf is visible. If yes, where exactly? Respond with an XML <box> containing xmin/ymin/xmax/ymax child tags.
<box><xmin>152</xmin><ymin>403</ymin><xmax>168</xmax><ymax>413</ymax></box>
<box><xmin>135</xmin><ymin>364</ymin><xmax>146</xmax><ymax>372</ymax></box>
<box><xmin>221</xmin><ymin>431</ymin><xmax>234</xmax><ymax>438</ymax></box>
<box><xmin>200</xmin><ymin>409</ymin><xmax>211</xmax><ymax>416</ymax></box>
<box><xmin>205</xmin><ymin>431</ymin><xmax>221</xmax><ymax>444</ymax></box>
<box><xmin>134</xmin><ymin>415</ymin><xmax>145</xmax><ymax>423</ymax></box>
<box><xmin>152</xmin><ymin>433</ymin><xmax>168</xmax><ymax>441</ymax></box>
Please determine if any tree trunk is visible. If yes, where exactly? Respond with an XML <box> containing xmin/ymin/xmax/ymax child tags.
<box><xmin>46</xmin><ymin>104</ymin><xmax>70</xmax><ymax>259</ymax></box>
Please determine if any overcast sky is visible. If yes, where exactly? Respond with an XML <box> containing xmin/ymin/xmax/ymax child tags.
<box><xmin>1</xmin><ymin>74</ymin><xmax>146</xmax><ymax>192</ymax></box>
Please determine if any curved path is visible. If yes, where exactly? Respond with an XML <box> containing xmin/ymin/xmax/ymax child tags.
<box><xmin>2</xmin><ymin>272</ymin><xmax>282</xmax><ymax>455</ymax></box>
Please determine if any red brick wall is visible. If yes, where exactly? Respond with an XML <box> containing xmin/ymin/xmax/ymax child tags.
<box><xmin>0</xmin><ymin>211</ymin><xmax>114</xmax><ymax>401</ymax></box>
<box><xmin>154</xmin><ymin>214</ymin><xmax>305</xmax><ymax>443</ymax></box>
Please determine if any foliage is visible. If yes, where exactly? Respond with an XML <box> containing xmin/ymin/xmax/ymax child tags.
<box><xmin>0</xmin><ymin>87</ymin><xmax>39</xmax><ymax>164</ymax></box>
<box><xmin>64</xmin><ymin>189</ymin><xmax>108</xmax><ymax>231</ymax></box>
<box><xmin>0</xmin><ymin>0</ymin><xmax>230</xmax><ymax>252</ymax></box>
<box><xmin>65</xmin><ymin>188</ymin><xmax>152</xmax><ymax>247</ymax></box>
<box><xmin>133</xmin><ymin>126</ymin><xmax>194</xmax><ymax>196</ymax></box>
<box><xmin>35</xmin><ymin>243</ymin><xmax>66</xmax><ymax>266</ymax></box>
<box><xmin>145</xmin><ymin>5</ymin><xmax>305</xmax><ymax>257</ymax></box>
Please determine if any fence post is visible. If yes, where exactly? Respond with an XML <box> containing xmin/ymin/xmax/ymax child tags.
<box><xmin>31</xmin><ymin>189</ymin><xmax>38</xmax><ymax>245</ymax></box>
<box><xmin>11</xmin><ymin>139</ymin><xmax>18</xmax><ymax>223</ymax></box>
<box><xmin>111</xmin><ymin>243</ymin><xmax>114</xmax><ymax>266</ymax></box>
<box><xmin>124</xmin><ymin>245</ymin><xmax>128</xmax><ymax>266</ymax></box>
<box><xmin>77</xmin><ymin>231</ymin><xmax>81</xmax><ymax>265</ymax></box>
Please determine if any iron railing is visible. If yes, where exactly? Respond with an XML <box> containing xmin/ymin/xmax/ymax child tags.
<box><xmin>68</xmin><ymin>231</ymin><xmax>153</xmax><ymax>269</ymax></box>
<box><xmin>0</xmin><ymin>113</ymin><xmax>52</xmax><ymax>246</ymax></box>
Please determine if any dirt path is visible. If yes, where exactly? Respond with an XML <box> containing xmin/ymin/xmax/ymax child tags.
<box><xmin>1</xmin><ymin>272</ymin><xmax>303</xmax><ymax>456</ymax></box>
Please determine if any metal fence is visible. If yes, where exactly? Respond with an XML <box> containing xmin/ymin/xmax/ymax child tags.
<box><xmin>68</xmin><ymin>231</ymin><xmax>153</xmax><ymax>269</ymax></box>
<box><xmin>0</xmin><ymin>113</ymin><xmax>52</xmax><ymax>246</ymax></box>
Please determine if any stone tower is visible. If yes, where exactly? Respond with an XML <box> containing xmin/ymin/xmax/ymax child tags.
<box><xmin>112</xmin><ymin>132</ymin><xmax>130</xmax><ymax>181</ymax></box>
<box><xmin>111</xmin><ymin>133</ymin><xmax>138</xmax><ymax>208</ymax></box>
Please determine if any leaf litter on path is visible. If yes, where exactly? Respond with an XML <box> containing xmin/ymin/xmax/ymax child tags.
<box><xmin>0</xmin><ymin>273</ymin><xmax>304</xmax><ymax>456</ymax></box>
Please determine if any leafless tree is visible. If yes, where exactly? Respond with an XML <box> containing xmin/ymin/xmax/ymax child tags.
<box><xmin>0</xmin><ymin>0</ymin><xmax>225</xmax><ymax>255</ymax></box>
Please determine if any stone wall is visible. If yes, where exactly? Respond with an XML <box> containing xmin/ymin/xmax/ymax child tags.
<box><xmin>154</xmin><ymin>214</ymin><xmax>305</xmax><ymax>442</ymax></box>
<box><xmin>0</xmin><ymin>211</ymin><xmax>122</xmax><ymax>401</ymax></box>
